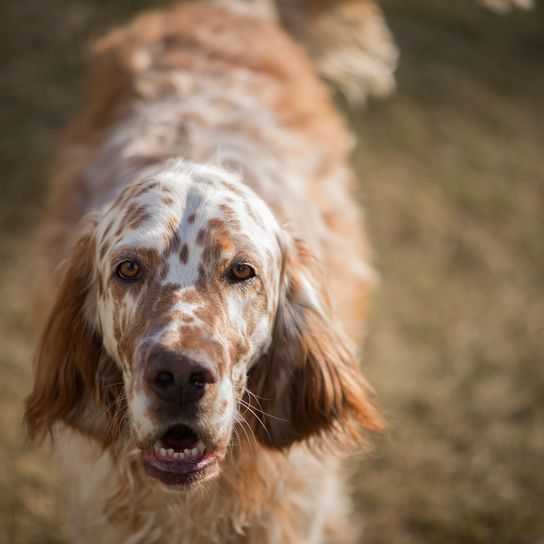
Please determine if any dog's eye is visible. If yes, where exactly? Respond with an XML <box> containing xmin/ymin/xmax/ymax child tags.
<box><xmin>228</xmin><ymin>263</ymin><xmax>255</xmax><ymax>282</ymax></box>
<box><xmin>116</xmin><ymin>260</ymin><xmax>141</xmax><ymax>280</ymax></box>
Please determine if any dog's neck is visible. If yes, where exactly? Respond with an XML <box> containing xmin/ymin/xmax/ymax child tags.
<box><xmin>82</xmin><ymin>433</ymin><xmax>328</xmax><ymax>543</ymax></box>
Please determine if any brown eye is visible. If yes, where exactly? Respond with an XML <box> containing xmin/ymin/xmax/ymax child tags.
<box><xmin>228</xmin><ymin>263</ymin><xmax>255</xmax><ymax>282</ymax></box>
<box><xmin>116</xmin><ymin>260</ymin><xmax>141</xmax><ymax>280</ymax></box>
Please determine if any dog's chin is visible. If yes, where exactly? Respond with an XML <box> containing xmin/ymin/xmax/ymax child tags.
<box><xmin>141</xmin><ymin>424</ymin><xmax>225</xmax><ymax>489</ymax></box>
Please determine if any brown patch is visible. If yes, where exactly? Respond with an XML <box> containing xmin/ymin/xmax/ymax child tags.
<box><xmin>163</xmin><ymin>197</ymin><xmax>174</xmax><ymax>206</ymax></box>
<box><xmin>180</xmin><ymin>243</ymin><xmax>189</xmax><ymax>264</ymax></box>
<box><xmin>167</xmin><ymin>232</ymin><xmax>181</xmax><ymax>253</ymax></box>
<box><xmin>116</xmin><ymin>203</ymin><xmax>151</xmax><ymax>236</ymax></box>
<box><xmin>197</xmin><ymin>218</ymin><xmax>236</xmax><ymax>271</ymax></box>
<box><xmin>132</xmin><ymin>181</ymin><xmax>160</xmax><ymax>199</ymax></box>
<box><xmin>196</xmin><ymin>228</ymin><xmax>207</xmax><ymax>246</ymax></box>
<box><xmin>99</xmin><ymin>240</ymin><xmax>110</xmax><ymax>261</ymax></box>
<box><xmin>160</xmin><ymin>260</ymin><xmax>170</xmax><ymax>280</ymax></box>
<box><xmin>100</xmin><ymin>221</ymin><xmax>114</xmax><ymax>245</ymax></box>
<box><xmin>188</xmin><ymin>213</ymin><xmax>196</xmax><ymax>224</ymax></box>
<box><xmin>180</xmin><ymin>287</ymin><xmax>199</xmax><ymax>304</ymax></box>
<box><xmin>194</xmin><ymin>305</ymin><xmax>219</xmax><ymax>330</ymax></box>
<box><xmin>228</xmin><ymin>337</ymin><xmax>250</xmax><ymax>366</ymax></box>
<box><xmin>219</xmin><ymin>203</ymin><xmax>234</xmax><ymax>215</ymax></box>
<box><xmin>164</xmin><ymin>216</ymin><xmax>180</xmax><ymax>239</ymax></box>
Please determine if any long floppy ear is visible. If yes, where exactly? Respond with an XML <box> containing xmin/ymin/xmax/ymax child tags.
<box><xmin>249</xmin><ymin>235</ymin><xmax>383</xmax><ymax>450</ymax></box>
<box><xmin>24</xmin><ymin>222</ymin><xmax>124</xmax><ymax>446</ymax></box>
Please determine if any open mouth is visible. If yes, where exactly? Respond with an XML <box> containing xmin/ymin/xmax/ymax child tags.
<box><xmin>142</xmin><ymin>424</ymin><xmax>221</xmax><ymax>487</ymax></box>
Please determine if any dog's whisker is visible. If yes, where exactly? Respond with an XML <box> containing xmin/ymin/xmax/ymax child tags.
<box><xmin>237</xmin><ymin>395</ymin><xmax>289</xmax><ymax>423</ymax></box>
<box><xmin>236</xmin><ymin>415</ymin><xmax>257</xmax><ymax>454</ymax></box>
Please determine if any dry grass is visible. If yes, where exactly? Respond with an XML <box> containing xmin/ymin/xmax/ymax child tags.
<box><xmin>1</xmin><ymin>1</ymin><xmax>543</xmax><ymax>542</ymax></box>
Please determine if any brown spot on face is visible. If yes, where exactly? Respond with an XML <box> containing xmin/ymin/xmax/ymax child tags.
<box><xmin>197</xmin><ymin>218</ymin><xmax>237</xmax><ymax>272</ymax></box>
<box><xmin>167</xmin><ymin>232</ymin><xmax>181</xmax><ymax>253</ymax></box>
<box><xmin>219</xmin><ymin>203</ymin><xmax>234</xmax><ymax>215</ymax></box>
<box><xmin>155</xmin><ymin>283</ymin><xmax>184</xmax><ymax>313</ymax></box>
<box><xmin>216</xmin><ymin>235</ymin><xmax>234</xmax><ymax>254</ymax></box>
<box><xmin>197</xmin><ymin>228</ymin><xmax>207</xmax><ymax>245</ymax></box>
<box><xmin>188</xmin><ymin>213</ymin><xmax>196</xmax><ymax>224</ymax></box>
<box><xmin>208</xmin><ymin>218</ymin><xmax>225</xmax><ymax>231</ymax></box>
<box><xmin>99</xmin><ymin>240</ymin><xmax>110</xmax><ymax>261</ymax></box>
<box><xmin>101</xmin><ymin>221</ymin><xmax>113</xmax><ymax>244</ymax></box>
<box><xmin>115</xmin><ymin>203</ymin><xmax>151</xmax><ymax>236</ymax></box>
<box><xmin>160</xmin><ymin>261</ymin><xmax>170</xmax><ymax>280</ymax></box>
<box><xmin>135</xmin><ymin>180</ymin><xmax>159</xmax><ymax>195</ymax></box>
<box><xmin>165</xmin><ymin>216</ymin><xmax>180</xmax><ymax>237</ymax></box>
<box><xmin>163</xmin><ymin>197</ymin><xmax>174</xmax><ymax>206</ymax></box>
<box><xmin>194</xmin><ymin>305</ymin><xmax>219</xmax><ymax>329</ymax></box>
<box><xmin>229</xmin><ymin>337</ymin><xmax>250</xmax><ymax>366</ymax></box>
<box><xmin>180</xmin><ymin>243</ymin><xmax>189</xmax><ymax>264</ymax></box>
<box><xmin>181</xmin><ymin>288</ymin><xmax>198</xmax><ymax>304</ymax></box>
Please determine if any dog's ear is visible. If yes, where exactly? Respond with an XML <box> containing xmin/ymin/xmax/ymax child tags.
<box><xmin>24</xmin><ymin>221</ymin><xmax>124</xmax><ymax>446</ymax></box>
<box><xmin>249</xmin><ymin>235</ymin><xmax>383</xmax><ymax>450</ymax></box>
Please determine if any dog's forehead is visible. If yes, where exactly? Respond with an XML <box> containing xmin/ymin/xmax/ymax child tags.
<box><xmin>96</xmin><ymin>165</ymin><xmax>281</xmax><ymax>257</ymax></box>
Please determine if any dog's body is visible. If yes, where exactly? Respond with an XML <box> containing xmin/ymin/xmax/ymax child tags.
<box><xmin>26</xmin><ymin>2</ymin><xmax>382</xmax><ymax>542</ymax></box>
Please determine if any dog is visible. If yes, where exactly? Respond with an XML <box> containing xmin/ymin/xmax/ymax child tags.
<box><xmin>24</xmin><ymin>1</ymin><xmax>388</xmax><ymax>542</ymax></box>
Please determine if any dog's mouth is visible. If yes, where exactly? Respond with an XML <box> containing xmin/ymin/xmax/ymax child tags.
<box><xmin>142</xmin><ymin>424</ymin><xmax>222</xmax><ymax>487</ymax></box>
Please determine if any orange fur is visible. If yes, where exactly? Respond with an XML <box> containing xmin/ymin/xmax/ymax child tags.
<box><xmin>25</xmin><ymin>220</ymin><xmax>124</xmax><ymax>446</ymax></box>
<box><xmin>250</xmin><ymin>236</ymin><xmax>382</xmax><ymax>450</ymax></box>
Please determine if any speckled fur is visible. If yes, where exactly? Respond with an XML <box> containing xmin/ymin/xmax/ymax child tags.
<box><xmin>25</xmin><ymin>2</ymin><xmax>383</xmax><ymax>542</ymax></box>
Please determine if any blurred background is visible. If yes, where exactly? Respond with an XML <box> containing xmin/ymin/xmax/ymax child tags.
<box><xmin>1</xmin><ymin>1</ymin><xmax>543</xmax><ymax>542</ymax></box>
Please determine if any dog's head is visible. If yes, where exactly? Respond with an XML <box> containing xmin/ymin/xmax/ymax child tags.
<box><xmin>25</xmin><ymin>161</ymin><xmax>381</xmax><ymax>488</ymax></box>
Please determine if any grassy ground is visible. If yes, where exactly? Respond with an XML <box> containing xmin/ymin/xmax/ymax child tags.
<box><xmin>1</xmin><ymin>1</ymin><xmax>543</xmax><ymax>542</ymax></box>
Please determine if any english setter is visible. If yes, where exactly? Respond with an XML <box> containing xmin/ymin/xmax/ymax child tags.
<box><xmin>25</xmin><ymin>1</ymin><xmax>386</xmax><ymax>542</ymax></box>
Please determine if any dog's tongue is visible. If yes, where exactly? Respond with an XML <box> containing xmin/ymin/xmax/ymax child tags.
<box><xmin>161</xmin><ymin>425</ymin><xmax>199</xmax><ymax>450</ymax></box>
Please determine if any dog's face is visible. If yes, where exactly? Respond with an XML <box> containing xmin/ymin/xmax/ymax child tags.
<box><xmin>25</xmin><ymin>162</ymin><xmax>381</xmax><ymax>489</ymax></box>
<box><xmin>94</xmin><ymin>164</ymin><xmax>282</xmax><ymax>485</ymax></box>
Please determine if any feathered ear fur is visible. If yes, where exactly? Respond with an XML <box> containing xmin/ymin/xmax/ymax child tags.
<box><xmin>249</xmin><ymin>235</ymin><xmax>383</xmax><ymax>450</ymax></box>
<box><xmin>24</xmin><ymin>222</ymin><xmax>124</xmax><ymax>446</ymax></box>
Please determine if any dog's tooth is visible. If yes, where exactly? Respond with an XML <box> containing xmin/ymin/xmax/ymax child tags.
<box><xmin>167</xmin><ymin>448</ymin><xmax>174</xmax><ymax>458</ymax></box>
<box><xmin>178</xmin><ymin>451</ymin><xmax>186</xmax><ymax>460</ymax></box>
<box><xmin>196</xmin><ymin>441</ymin><xmax>205</xmax><ymax>453</ymax></box>
<box><xmin>191</xmin><ymin>447</ymin><xmax>199</xmax><ymax>457</ymax></box>
<box><xmin>184</xmin><ymin>448</ymin><xmax>192</xmax><ymax>457</ymax></box>
<box><xmin>173</xmin><ymin>451</ymin><xmax>180</xmax><ymax>459</ymax></box>
<box><xmin>159</xmin><ymin>447</ymin><xmax>167</xmax><ymax>457</ymax></box>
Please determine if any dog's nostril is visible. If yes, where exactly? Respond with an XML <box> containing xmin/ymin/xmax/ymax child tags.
<box><xmin>154</xmin><ymin>370</ymin><xmax>175</xmax><ymax>389</ymax></box>
<box><xmin>189</xmin><ymin>371</ymin><xmax>206</xmax><ymax>388</ymax></box>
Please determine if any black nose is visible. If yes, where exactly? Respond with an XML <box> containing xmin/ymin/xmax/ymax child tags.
<box><xmin>145</xmin><ymin>347</ymin><xmax>218</xmax><ymax>405</ymax></box>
